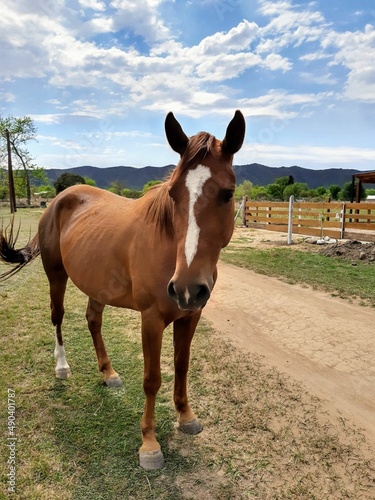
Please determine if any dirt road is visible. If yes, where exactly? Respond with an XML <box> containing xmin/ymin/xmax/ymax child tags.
<box><xmin>203</xmin><ymin>259</ymin><xmax>375</xmax><ymax>448</ymax></box>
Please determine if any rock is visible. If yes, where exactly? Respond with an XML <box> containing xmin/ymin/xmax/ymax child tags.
<box><xmin>305</xmin><ymin>237</ymin><xmax>319</xmax><ymax>244</ymax></box>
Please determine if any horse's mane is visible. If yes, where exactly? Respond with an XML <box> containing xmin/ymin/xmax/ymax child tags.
<box><xmin>144</xmin><ymin>132</ymin><xmax>215</xmax><ymax>236</ymax></box>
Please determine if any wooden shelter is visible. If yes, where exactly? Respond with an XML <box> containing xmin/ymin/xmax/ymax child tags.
<box><xmin>351</xmin><ymin>171</ymin><xmax>375</xmax><ymax>202</ymax></box>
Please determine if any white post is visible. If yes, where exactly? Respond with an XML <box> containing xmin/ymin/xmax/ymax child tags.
<box><xmin>287</xmin><ymin>195</ymin><xmax>294</xmax><ymax>245</ymax></box>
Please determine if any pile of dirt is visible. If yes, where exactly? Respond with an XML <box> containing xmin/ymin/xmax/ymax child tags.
<box><xmin>320</xmin><ymin>240</ymin><xmax>375</xmax><ymax>263</ymax></box>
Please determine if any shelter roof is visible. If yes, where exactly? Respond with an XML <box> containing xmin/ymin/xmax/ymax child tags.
<box><xmin>353</xmin><ymin>171</ymin><xmax>375</xmax><ymax>183</ymax></box>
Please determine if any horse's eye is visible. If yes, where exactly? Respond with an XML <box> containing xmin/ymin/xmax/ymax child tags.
<box><xmin>219</xmin><ymin>189</ymin><xmax>234</xmax><ymax>203</ymax></box>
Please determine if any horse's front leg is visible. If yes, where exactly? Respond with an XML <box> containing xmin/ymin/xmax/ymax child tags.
<box><xmin>139</xmin><ymin>312</ymin><xmax>165</xmax><ymax>470</ymax></box>
<box><xmin>173</xmin><ymin>313</ymin><xmax>203</xmax><ymax>435</ymax></box>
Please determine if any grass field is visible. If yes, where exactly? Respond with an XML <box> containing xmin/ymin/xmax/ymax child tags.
<box><xmin>1</xmin><ymin>208</ymin><xmax>375</xmax><ymax>499</ymax></box>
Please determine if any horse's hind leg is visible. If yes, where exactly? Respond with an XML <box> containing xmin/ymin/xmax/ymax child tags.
<box><xmin>49</xmin><ymin>270</ymin><xmax>72</xmax><ymax>379</ymax></box>
<box><xmin>86</xmin><ymin>297</ymin><xmax>122</xmax><ymax>387</ymax></box>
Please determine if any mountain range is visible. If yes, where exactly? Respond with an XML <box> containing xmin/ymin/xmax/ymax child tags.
<box><xmin>45</xmin><ymin>164</ymin><xmax>363</xmax><ymax>190</ymax></box>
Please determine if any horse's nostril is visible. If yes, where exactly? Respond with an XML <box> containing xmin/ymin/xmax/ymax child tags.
<box><xmin>196</xmin><ymin>284</ymin><xmax>210</xmax><ymax>305</ymax></box>
<box><xmin>167</xmin><ymin>281</ymin><xmax>177</xmax><ymax>300</ymax></box>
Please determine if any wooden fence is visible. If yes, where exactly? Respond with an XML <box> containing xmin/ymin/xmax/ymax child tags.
<box><xmin>242</xmin><ymin>197</ymin><xmax>375</xmax><ymax>242</ymax></box>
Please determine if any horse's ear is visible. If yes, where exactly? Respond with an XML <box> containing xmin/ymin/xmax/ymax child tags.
<box><xmin>221</xmin><ymin>110</ymin><xmax>246</xmax><ymax>155</ymax></box>
<box><xmin>165</xmin><ymin>112</ymin><xmax>189</xmax><ymax>155</ymax></box>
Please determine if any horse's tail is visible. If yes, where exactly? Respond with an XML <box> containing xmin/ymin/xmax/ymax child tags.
<box><xmin>0</xmin><ymin>218</ymin><xmax>40</xmax><ymax>281</ymax></box>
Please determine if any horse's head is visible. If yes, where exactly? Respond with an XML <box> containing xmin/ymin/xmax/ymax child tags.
<box><xmin>165</xmin><ymin>110</ymin><xmax>245</xmax><ymax>311</ymax></box>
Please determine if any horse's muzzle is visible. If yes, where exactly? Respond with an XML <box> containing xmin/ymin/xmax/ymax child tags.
<box><xmin>167</xmin><ymin>280</ymin><xmax>211</xmax><ymax>311</ymax></box>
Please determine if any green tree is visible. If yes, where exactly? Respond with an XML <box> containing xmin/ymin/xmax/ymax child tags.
<box><xmin>251</xmin><ymin>185</ymin><xmax>268</xmax><ymax>200</ymax></box>
<box><xmin>122</xmin><ymin>188</ymin><xmax>142</xmax><ymax>198</ymax></box>
<box><xmin>275</xmin><ymin>175</ymin><xmax>293</xmax><ymax>188</ymax></box>
<box><xmin>283</xmin><ymin>182</ymin><xmax>309</xmax><ymax>200</ymax></box>
<box><xmin>54</xmin><ymin>172</ymin><xmax>86</xmax><ymax>194</ymax></box>
<box><xmin>107</xmin><ymin>180</ymin><xmax>125</xmax><ymax>195</ymax></box>
<box><xmin>142</xmin><ymin>180</ymin><xmax>163</xmax><ymax>194</ymax></box>
<box><xmin>328</xmin><ymin>184</ymin><xmax>341</xmax><ymax>200</ymax></box>
<box><xmin>0</xmin><ymin>115</ymin><xmax>38</xmax><ymax>205</ymax></box>
<box><xmin>83</xmin><ymin>176</ymin><xmax>96</xmax><ymax>187</ymax></box>
<box><xmin>316</xmin><ymin>186</ymin><xmax>328</xmax><ymax>197</ymax></box>
<box><xmin>234</xmin><ymin>180</ymin><xmax>253</xmax><ymax>200</ymax></box>
<box><xmin>266</xmin><ymin>183</ymin><xmax>283</xmax><ymax>200</ymax></box>
<box><xmin>339</xmin><ymin>181</ymin><xmax>366</xmax><ymax>201</ymax></box>
<box><xmin>0</xmin><ymin>167</ymin><xmax>7</xmax><ymax>200</ymax></box>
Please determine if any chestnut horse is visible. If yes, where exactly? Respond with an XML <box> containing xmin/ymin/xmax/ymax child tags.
<box><xmin>0</xmin><ymin>111</ymin><xmax>245</xmax><ymax>469</ymax></box>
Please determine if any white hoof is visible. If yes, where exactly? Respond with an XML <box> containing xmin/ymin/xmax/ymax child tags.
<box><xmin>55</xmin><ymin>367</ymin><xmax>72</xmax><ymax>379</ymax></box>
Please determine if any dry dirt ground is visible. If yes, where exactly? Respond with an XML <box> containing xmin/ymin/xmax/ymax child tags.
<box><xmin>203</xmin><ymin>228</ymin><xmax>375</xmax><ymax>451</ymax></box>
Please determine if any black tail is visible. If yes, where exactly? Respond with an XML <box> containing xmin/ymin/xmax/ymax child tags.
<box><xmin>0</xmin><ymin>219</ymin><xmax>40</xmax><ymax>281</ymax></box>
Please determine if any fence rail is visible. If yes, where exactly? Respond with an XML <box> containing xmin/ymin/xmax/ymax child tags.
<box><xmin>242</xmin><ymin>197</ymin><xmax>375</xmax><ymax>242</ymax></box>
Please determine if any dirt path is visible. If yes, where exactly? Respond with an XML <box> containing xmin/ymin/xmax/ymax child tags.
<box><xmin>203</xmin><ymin>258</ymin><xmax>375</xmax><ymax>449</ymax></box>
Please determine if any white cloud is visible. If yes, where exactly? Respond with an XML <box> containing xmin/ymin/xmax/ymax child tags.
<box><xmin>82</xmin><ymin>0</ymin><xmax>171</xmax><ymax>43</ymax></box>
<box><xmin>0</xmin><ymin>90</ymin><xmax>15</xmax><ymax>103</ymax></box>
<box><xmin>238</xmin><ymin>90</ymin><xmax>334</xmax><ymax>119</ymax></box>
<box><xmin>197</xmin><ymin>20</ymin><xmax>259</xmax><ymax>56</ymax></box>
<box><xmin>322</xmin><ymin>24</ymin><xmax>375</xmax><ymax>102</ymax></box>
<box><xmin>241</xmin><ymin>142</ymin><xmax>375</xmax><ymax>168</ymax></box>
<box><xmin>299</xmin><ymin>72</ymin><xmax>337</xmax><ymax>85</ymax></box>
<box><xmin>78</xmin><ymin>0</ymin><xmax>106</xmax><ymax>11</ymax></box>
<box><xmin>30</xmin><ymin>114</ymin><xmax>64</xmax><ymax>124</ymax></box>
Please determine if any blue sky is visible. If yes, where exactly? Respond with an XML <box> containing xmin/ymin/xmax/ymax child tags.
<box><xmin>1</xmin><ymin>0</ymin><xmax>375</xmax><ymax>172</ymax></box>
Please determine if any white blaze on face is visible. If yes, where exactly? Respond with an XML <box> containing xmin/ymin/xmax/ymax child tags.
<box><xmin>184</xmin><ymin>164</ymin><xmax>212</xmax><ymax>267</ymax></box>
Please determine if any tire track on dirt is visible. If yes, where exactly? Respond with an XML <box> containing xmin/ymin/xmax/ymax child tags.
<box><xmin>203</xmin><ymin>261</ymin><xmax>375</xmax><ymax>448</ymax></box>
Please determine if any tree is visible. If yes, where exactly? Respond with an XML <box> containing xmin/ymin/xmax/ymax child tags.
<box><xmin>316</xmin><ymin>186</ymin><xmax>328</xmax><ymax>197</ymax></box>
<box><xmin>339</xmin><ymin>181</ymin><xmax>366</xmax><ymax>201</ymax></box>
<box><xmin>234</xmin><ymin>180</ymin><xmax>253</xmax><ymax>200</ymax></box>
<box><xmin>83</xmin><ymin>176</ymin><xmax>96</xmax><ymax>187</ymax></box>
<box><xmin>282</xmin><ymin>182</ymin><xmax>309</xmax><ymax>200</ymax></box>
<box><xmin>251</xmin><ymin>185</ymin><xmax>268</xmax><ymax>200</ymax></box>
<box><xmin>0</xmin><ymin>168</ymin><xmax>7</xmax><ymax>200</ymax></box>
<box><xmin>266</xmin><ymin>183</ymin><xmax>283</xmax><ymax>200</ymax></box>
<box><xmin>122</xmin><ymin>188</ymin><xmax>142</xmax><ymax>198</ymax></box>
<box><xmin>142</xmin><ymin>180</ymin><xmax>163</xmax><ymax>194</ymax></box>
<box><xmin>328</xmin><ymin>184</ymin><xmax>341</xmax><ymax>200</ymax></box>
<box><xmin>0</xmin><ymin>115</ymin><xmax>38</xmax><ymax>205</ymax></box>
<box><xmin>107</xmin><ymin>180</ymin><xmax>125</xmax><ymax>195</ymax></box>
<box><xmin>54</xmin><ymin>173</ymin><xmax>86</xmax><ymax>194</ymax></box>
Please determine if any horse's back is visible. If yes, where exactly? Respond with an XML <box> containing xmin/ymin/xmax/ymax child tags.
<box><xmin>47</xmin><ymin>184</ymin><xmax>133</xmax><ymax>216</ymax></box>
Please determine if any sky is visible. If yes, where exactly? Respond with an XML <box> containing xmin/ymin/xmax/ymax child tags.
<box><xmin>1</xmin><ymin>0</ymin><xmax>375</xmax><ymax>172</ymax></box>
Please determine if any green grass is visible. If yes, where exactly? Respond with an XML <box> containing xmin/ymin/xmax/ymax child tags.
<box><xmin>1</xmin><ymin>209</ymin><xmax>375</xmax><ymax>498</ymax></box>
<box><xmin>221</xmin><ymin>245</ymin><xmax>375</xmax><ymax>306</ymax></box>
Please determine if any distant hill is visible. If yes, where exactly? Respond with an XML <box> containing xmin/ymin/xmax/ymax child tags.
<box><xmin>45</xmin><ymin>165</ymin><xmax>174</xmax><ymax>190</ymax></box>
<box><xmin>45</xmin><ymin>164</ymin><xmax>362</xmax><ymax>190</ymax></box>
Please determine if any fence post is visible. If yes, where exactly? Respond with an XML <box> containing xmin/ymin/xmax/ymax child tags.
<box><xmin>287</xmin><ymin>195</ymin><xmax>294</xmax><ymax>245</ymax></box>
<box><xmin>340</xmin><ymin>202</ymin><xmax>346</xmax><ymax>239</ymax></box>
<box><xmin>242</xmin><ymin>195</ymin><xmax>248</xmax><ymax>227</ymax></box>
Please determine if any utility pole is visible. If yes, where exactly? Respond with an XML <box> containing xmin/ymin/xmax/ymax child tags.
<box><xmin>5</xmin><ymin>129</ymin><xmax>17</xmax><ymax>213</ymax></box>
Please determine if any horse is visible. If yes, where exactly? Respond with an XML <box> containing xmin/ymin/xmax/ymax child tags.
<box><xmin>0</xmin><ymin>110</ymin><xmax>246</xmax><ymax>469</ymax></box>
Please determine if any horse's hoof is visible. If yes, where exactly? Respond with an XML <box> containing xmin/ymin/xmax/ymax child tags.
<box><xmin>55</xmin><ymin>368</ymin><xmax>72</xmax><ymax>379</ymax></box>
<box><xmin>105</xmin><ymin>376</ymin><xmax>123</xmax><ymax>388</ymax></box>
<box><xmin>139</xmin><ymin>449</ymin><xmax>165</xmax><ymax>470</ymax></box>
<box><xmin>178</xmin><ymin>418</ymin><xmax>203</xmax><ymax>435</ymax></box>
